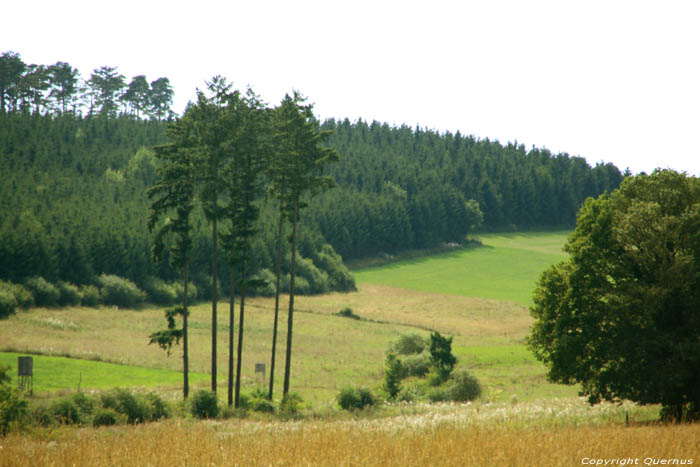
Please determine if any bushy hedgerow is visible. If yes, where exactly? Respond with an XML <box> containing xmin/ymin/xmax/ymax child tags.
<box><xmin>399</xmin><ymin>352</ymin><xmax>431</xmax><ymax>378</ymax></box>
<box><xmin>0</xmin><ymin>290</ymin><xmax>17</xmax><ymax>318</ymax></box>
<box><xmin>190</xmin><ymin>390</ymin><xmax>219</xmax><ymax>419</ymax></box>
<box><xmin>337</xmin><ymin>386</ymin><xmax>377</xmax><ymax>410</ymax></box>
<box><xmin>279</xmin><ymin>392</ymin><xmax>304</xmax><ymax>416</ymax></box>
<box><xmin>100</xmin><ymin>388</ymin><xmax>168</xmax><ymax>424</ymax></box>
<box><xmin>57</xmin><ymin>281</ymin><xmax>82</xmax><ymax>306</ymax></box>
<box><xmin>24</xmin><ymin>276</ymin><xmax>60</xmax><ymax>307</ymax></box>
<box><xmin>173</xmin><ymin>281</ymin><xmax>198</xmax><ymax>303</ymax></box>
<box><xmin>389</xmin><ymin>334</ymin><xmax>428</xmax><ymax>356</ymax></box>
<box><xmin>51</xmin><ymin>398</ymin><xmax>81</xmax><ymax>425</ymax></box>
<box><xmin>0</xmin><ymin>281</ymin><xmax>34</xmax><ymax>309</ymax></box>
<box><xmin>79</xmin><ymin>284</ymin><xmax>101</xmax><ymax>306</ymax></box>
<box><xmin>92</xmin><ymin>408</ymin><xmax>123</xmax><ymax>427</ymax></box>
<box><xmin>251</xmin><ymin>269</ymin><xmax>276</xmax><ymax>296</ymax></box>
<box><xmin>97</xmin><ymin>274</ymin><xmax>146</xmax><ymax>308</ymax></box>
<box><xmin>296</xmin><ymin>257</ymin><xmax>329</xmax><ymax>294</ymax></box>
<box><xmin>142</xmin><ymin>277</ymin><xmax>177</xmax><ymax>305</ymax></box>
<box><xmin>313</xmin><ymin>244</ymin><xmax>356</xmax><ymax>292</ymax></box>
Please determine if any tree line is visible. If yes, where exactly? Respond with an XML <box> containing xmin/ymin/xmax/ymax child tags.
<box><xmin>0</xmin><ymin>51</ymin><xmax>173</xmax><ymax>119</ymax></box>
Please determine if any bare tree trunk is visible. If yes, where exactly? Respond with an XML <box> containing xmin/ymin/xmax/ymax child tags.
<box><xmin>211</xmin><ymin>217</ymin><xmax>218</xmax><ymax>392</ymax></box>
<box><xmin>183</xmin><ymin>261</ymin><xmax>189</xmax><ymax>399</ymax></box>
<box><xmin>227</xmin><ymin>269</ymin><xmax>235</xmax><ymax>406</ymax></box>
<box><xmin>268</xmin><ymin>208</ymin><xmax>284</xmax><ymax>400</ymax></box>
<box><xmin>234</xmin><ymin>260</ymin><xmax>246</xmax><ymax>408</ymax></box>
<box><xmin>283</xmin><ymin>203</ymin><xmax>298</xmax><ymax>396</ymax></box>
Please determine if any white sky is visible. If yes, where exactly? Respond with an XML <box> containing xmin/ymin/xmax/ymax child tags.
<box><xmin>3</xmin><ymin>0</ymin><xmax>700</xmax><ymax>175</ymax></box>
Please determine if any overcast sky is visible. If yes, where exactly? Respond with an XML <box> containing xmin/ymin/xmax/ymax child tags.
<box><xmin>4</xmin><ymin>0</ymin><xmax>699</xmax><ymax>175</ymax></box>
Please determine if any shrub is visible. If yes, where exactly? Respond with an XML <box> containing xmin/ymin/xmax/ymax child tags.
<box><xmin>71</xmin><ymin>391</ymin><xmax>95</xmax><ymax>418</ymax></box>
<box><xmin>0</xmin><ymin>281</ymin><xmax>34</xmax><ymax>309</ymax></box>
<box><xmin>296</xmin><ymin>256</ymin><xmax>330</xmax><ymax>294</ymax></box>
<box><xmin>427</xmin><ymin>387</ymin><xmax>449</xmax><ymax>403</ymax></box>
<box><xmin>92</xmin><ymin>408</ymin><xmax>121</xmax><ymax>427</ymax></box>
<box><xmin>0</xmin><ymin>385</ymin><xmax>28</xmax><ymax>435</ymax></box>
<box><xmin>101</xmin><ymin>388</ymin><xmax>149</xmax><ymax>424</ymax></box>
<box><xmin>144</xmin><ymin>392</ymin><xmax>170</xmax><ymax>421</ymax></box>
<box><xmin>190</xmin><ymin>390</ymin><xmax>219</xmax><ymax>419</ymax></box>
<box><xmin>279</xmin><ymin>392</ymin><xmax>303</xmax><ymax>415</ymax></box>
<box><xmin>24</xmin><ymin>276</ymin><xmax>60</xmax><ymax>307</ymax></box>
<box><xmin>337</xmin><ymin>307</ymin><xmax>360</xmax><ymax>320</ymax></box>
<box><xmin>252</xmin><ymin>397</ymin><xmax>275</xmax><ymax>414</ymax></box>
<box><xmin>448</xmin><ymin>370</ymin><xmax>482</xmax><ymax>402</ymax></box>
<box><xmin>390</xmin><ymin>334</ymin><xmax>428</xmax><ymax>355</ymax></box>
<box><xmin>51</xmin><ymin>398</ymin><xmax>81</xmax><ymax>424</ymax></box>
<box><xmin>79</xmin><ymin>285</ymin><xmax>101</xmax><ymax>306</ymax></box>
<box><xmin>98</xmin><ymin>274</ymin><xmax>146</xmax><ymax>308</ymax></box>
<box><xmin>173</xmin><ymin>281</ymin><xmax>198</xmax><ymax>303</ymax></box>
<box><xmin>337</xmin><ymin>386</ymin><xmax>376</xmax><ymax>410</ymax></box>
<box><xmin>400</xmin><ymin>352</ymin><xmax>431</xmax><ymax>378</ymax></box>
<box><xmin>383</xmin><ymin>353</ymin><xmax>403</xmax><ymax>399</ymax></box>
<box><xmin>29</xmin><ymin>403</ymin><xmax>54</xmax><ymax>427</ymax></box>
<box><xmin>0</xmin><ymin>290</ymin><xmax>17</xmax><ymax>318</ymax></box>
<box><xmin>251</xmin><ymin>269</ymin><xmax>276</xmax><ymax>296</ymax></box>
<box><xmin>57</xmin><ymin>281</ymin><xmax>82</xmax><ymax>306</ymax></box>
<box><xmin>291</xmin><ymin>276</ymin><xmax>310</xmax><ymax>295</ymax></box>
<box><xmin>142</xmin><ymin>277</ymin><xmax>177</xmax><ymax>305</ymax></box>
<box><xmin>314</xmin><ymin>244</ymin><xmax>356</xmax><ymax>292</ymax></box>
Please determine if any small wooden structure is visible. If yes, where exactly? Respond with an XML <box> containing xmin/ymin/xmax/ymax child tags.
<box><xmin>18</xmin><ymin>356</ymin><xmax>33</xmax><ymax>395</ymax></box>
<box><xmin>255</xmin><ymin>363</ymin><xmax>266</xmax><ymax>383</ymax></box>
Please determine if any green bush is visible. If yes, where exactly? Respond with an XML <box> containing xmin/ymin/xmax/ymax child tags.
<box><xmin>448</xmin><ymin>370</ymin><xmax>482</xmax><ymax>402</ymax></box>
<box><xmin>144</xmin><ymin>392</ymin><xmax>170</xmax><ymax>420</ymax></box>
<box><xmin>427</xmin><ymin>387</ymin><xmax>449</xmax><ymax>403</ymax></box>
<box><xmin>142</xmin><ymin>277</ymin><xmax>177</xmax><ymax>305</ymax></box>
<box><xmin>57</xmin><ymin>281</ymin><xmax>82</xmax><ymax>306</ymax></box>
<box><xmin>337</xmin><ymin>386</ymin><xmax>376</xmax><ymax>410</ymax></box>
<box><xmin>24</xmin><ymin>276</ymin><xmax>60</xmax><ymax>307</ymax></box>
<box><xmin>100</xmin><ymin>388</ymin><xmax>149</xmax><ymax>424</ymax></box>
<box><xmin>173</xmin><ymin>281</ymin><xmax>198</xmax><ymax>303</ymax></box>
<box><xmin>51</xmin><ymin>398</ymin><xmax>81</xmax><ymax>424</ymax></box>
<box><xmin>190</xmin><ymin>390</ymin><xmax>219</xmax><ymax>419</ymax></box>
<box><xmin>296</xmin><ymin>257</ymin><xmax>329</xmax><ymax>294</ymax></box>
<box><xmin>98</xmin><ymin>274</ymin><xmax>146</xmax><ymax>308</ymax></box>
<box><xmin>400</xmin><ymin>352</ymin><xmax>431</xmax><ymax>378</ymax></box>
<box><xmin>314</xmin><ymin>244</ymin><xmax>356</xmax><ymax>292</ymax></box>
<box><xmin>390</xmin><ymin>334</ymin><xmax>428</xmax><ymax>355</ymax></box>
<box><xmin>252</xmin><ymin>397</ymin><xmax>275</xmax><ymax>414</ymax></box>
<box><xmin>383</xmin><ymin>353</ymin><xmax>403</xmax><ymax>399</ymax></box>
<box><xmin>0</xmin><ymin>290</ymin><xmax>17</xmax><ymax>318</ymax></box>
<box><xmin>71</xmin><ymin>391</ymin><xmax>95</xmax><ymax>418</ymax></box>
<box><xmin>251</xmin><ymin>269</ymin><xmax>276</xmax><ymax>296</ymax></box>
<box><xmin>0</xmin><ymin>281</ymin><xmax>34</xmax><ymax>309</ymax></box>
<box><xmin>279</xmin><ymin>392</ymin><xmax>303</xmax><ymax>415</ymax></box>
<box><xmin>429</xmin><ymin>331</ymin><xmax>456</xmax><ymax>382</ymax></box>
<box><xmin>337</xmin><ymin>307</ymin><xmax>360</xmax><ymax>320</ymax></box>
<box><xmin>92</xmin><ymin>408</ymin><xmax>122</xmax><ymax>427</ymax></box>
<box><xmin>0</xmin><ymin>385</ymin><xmax>28</xmax><ymax>435</ymax></box>
<box><xmin>79</xmin><ymin>285</ymin><xmax>101</xmax><ymax>306</ymax></box>
<box><xmin>29</xmin><ymin>403</ymin><xmax>54</xmax><ymax>427</ymax></box>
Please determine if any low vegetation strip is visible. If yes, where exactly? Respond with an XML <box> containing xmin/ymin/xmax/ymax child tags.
<box><xmin>0</xmin><ymin>352</ymin><xmax>208</xmax><ymax>393</ymax></box>
<box><xmin>1</xmin><ymin>412</ymin><xmax>696</xmax><ymax>466</ymax></box>
<box><xmin>352</xmin><ymin>231</ymin><xmax>569</xmax><ymax>305</ymax></box>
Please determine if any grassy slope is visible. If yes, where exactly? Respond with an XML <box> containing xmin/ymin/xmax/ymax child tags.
<box><xmin>352</xmin><ymin>231</ymin><xmax>570</xmax><ymax>305</ymax></box>
<box><xmin>0</xmin><ymin>231</ymin><xmax>574</xmax><ymax>402</ymax></box>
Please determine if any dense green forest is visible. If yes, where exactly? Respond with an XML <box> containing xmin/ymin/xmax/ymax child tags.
<box><xmin>0</xmin><ymin>50</ymin><xmax>624</xmax><ymax>302</ymax></box>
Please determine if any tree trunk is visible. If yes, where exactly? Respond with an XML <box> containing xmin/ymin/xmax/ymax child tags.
<box><xmin>283</xmin><ymin>203</ymin><xmax>298</xmax><ymax>396</ymax></box>
<box><xmin>183</xmin><ymin>261</ymin><xmax>189</xmax><ymax>400</ymax></box>
<box><xmin>211</xmin><ymin>217</ymin><xmax>218</xmax><ymax>392</ymax></box>
<box><xmin>268</xmin><ymin>208</ymin><xmax>284</xmax><ymax>400</ymax></box>
<box><xmin>234</xmin><ymin>260</ymin><xmax>246</xmax><ymax>408</ymax></box>
<box><xmin>228</xmin><ymin>269</ymin><xmax>235</xmax><ymax>406</ymax></box>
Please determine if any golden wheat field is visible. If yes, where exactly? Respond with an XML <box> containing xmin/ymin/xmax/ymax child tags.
<box><xmin>2</xmin><ymin>412</ymin><xmax>698</xmax><ymax>467</ymax></box>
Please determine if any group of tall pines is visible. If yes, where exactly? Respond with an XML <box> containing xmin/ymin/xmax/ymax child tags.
<box><xmin>0</xmin><ymin>50</ymin><xmax>624</xmax><ymax>303</ymax></box>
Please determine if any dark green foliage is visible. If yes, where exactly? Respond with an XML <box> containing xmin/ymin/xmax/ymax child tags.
<box><xmin>390</xmin><ymin>333</ymin><xmax>428</xmax><ymax>355</ymax></box>
<box><xmin>99</xmin><ymin>388</ymin><xmax>156</xmax><ymax>424</ymax></box>
<box><xmin>337</xmin><ymin>386</ymin><xmax>376</xmax><ymax>411</ymax></box>
<box><xmin>383</xmin><ymin>352</ymin><xmax>403</xmax><ymax>399</ymax></box>
<box><xmin>79</xmin><ymin>285</ymin><xmax>100</xmax><ymax>307</ymax></box>
<box><xmin>97</xmin><ymin>274</ymin><xmax>146</xmax><ymax>307</ymax></box>
<box><xmin>0</xmin><ymin>281</ymin><xmax>34</xmax><ymax>309</ymax></box>
<box><xmin>528</xmin><ymin>170</ymin><xmax>700</xmax><ymax>423</ymax></box>
<box><xmin>336</xmin><ymin>307</ymin><xmax>360</xmax><ymax>320</ymax></box>
<box><xmin>142</xmin><ymin>277</ymin><xmax>177</xmax><ymax>305</ymax></box>
<box><xmin>24</xmin><ymin>276</ymin><xmax>60</xmax><ymax>307</ymax></box>
<box><xmin>0</xmin><ymin>384</ymin><xmax>28</xmax><ymax>435</ymax></box>
<box><xmin>56</xmin><ymin>281</ymin><xmax>81</xmax><ymax>306</ymax></box>
<box><xmin>0</xmin><ymin>290</ymin><xmax>16</xmax><ymax>318</ymax></box>
<box><xmin>148</xmin><ymin>306</ymin><xmax>186</xmax><ymax>355</ymax></box>
<box><xmin>51</xmin><ymin>398</ymin><xmax>81</xmax><ymax>424</ymax></box>
<box><xmin>427</xmin><ymin>387</ymin><xmax>449</xmax><ymax>403</ymax></box>
<box><xmin>400</xmin><ymin>353</ymin><xmax>431</xmax><ymax>378</ymax></box>
<box><xmin>448</xmin><ymin>370</ymin><xmax>482</xmax><ymax>402</ymax></box>
<box><xmin>91</xmin><ymin>408</ymin><xmax>121</xmax><ymax>427</ymax></box>
<box><xmin>279</xmin><ymin>392</ymin><xmax>304</xmax><ymax>415</ymax></box>
<box><xmin>429</xmin><ymin>332</ymin><xmax>457</xmax><ymax>382</ymax></box>
<box><xmin>190</xmin><ymin>389</ymin><xmax>219</xmax><ymax>419</ymax></box>
<box><xmin>71</xmin><ymin>391</ymin><xmax>96</xmax><ymax>418</ymax></box>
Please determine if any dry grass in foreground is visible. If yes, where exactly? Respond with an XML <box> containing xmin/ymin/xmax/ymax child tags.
<box><xmin>2</xmin><ymin>417</ymin><xmax>697</xmax><ymax>467</ymax></box>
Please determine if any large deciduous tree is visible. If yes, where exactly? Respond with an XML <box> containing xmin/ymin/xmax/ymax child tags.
<box><xmin>528</xmin><ymin>169</ymin><xmax>700</xmax><ymax>422</ymax></box>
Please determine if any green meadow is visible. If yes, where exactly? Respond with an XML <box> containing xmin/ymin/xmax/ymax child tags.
<box><xmin>0</xmin><ymin>231</ymin><xmax>573</xmax><ymax>402</ymax></box>
<box><xmin>352</xmin><ymin>231</ymin><xmax>570</xmax><ymax>305</ymax></box>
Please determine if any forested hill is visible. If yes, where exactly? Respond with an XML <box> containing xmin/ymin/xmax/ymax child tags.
<box><xmin>309</xmin><ymin>118</ymin><xmax>624</xmax><ymax>259</ymax></box>
<box><xmin>0</xmin><ymin>112</ymin><xmax>622</xmax><ymax>294</ymax></box>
